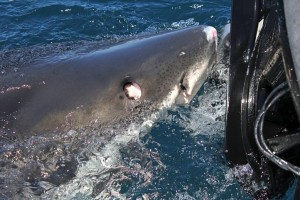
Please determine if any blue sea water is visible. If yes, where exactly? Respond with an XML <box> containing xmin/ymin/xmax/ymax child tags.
<box><xmin>0</xmin><ymin>0</ymin><xmax>230</xmax><ymax>50</ymax></box>
<box><xmin>0</xmin><ymin>0</ymin><xmax>279</xmax><ymax>199</ymax></box>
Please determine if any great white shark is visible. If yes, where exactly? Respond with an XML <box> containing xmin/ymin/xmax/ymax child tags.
<box><xmin>0</xmin><ymin>25</ymin><xmax>217</xmax><ymax>198</ymax></box>
<box><xmin>0</xmin><ymin>25</ymin><xmax>217</xmax><ymax>137</ymax></box>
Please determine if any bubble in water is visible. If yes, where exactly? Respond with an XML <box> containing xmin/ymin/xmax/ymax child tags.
<box><xmin>190</xmin><ymin>4</ymin><xmax>204</xmax><ymax>9</ymax></box>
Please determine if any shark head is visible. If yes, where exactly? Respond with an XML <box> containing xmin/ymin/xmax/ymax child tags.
<box><xmin>102</xmin><ymin>25</ymin><xmax>218</xmax><ymax>108</ymax></box>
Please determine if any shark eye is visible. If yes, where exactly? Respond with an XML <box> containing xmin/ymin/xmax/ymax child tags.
<box><xmin>123</xmin><ymin>82</ymin><xmax>142</xmax><ymax>100</ymax></box>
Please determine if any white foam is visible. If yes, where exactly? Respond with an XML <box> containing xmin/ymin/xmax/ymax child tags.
<box><xmin>174</xmin><ymin>192</ymin><xmax>197</xmax><ymax>200</ymax></box>
<box><xmin>171</xmin><ymin>18</ymin><xmax>199</xmax><ymax>29</ymax></box>
<box><xmin>41</xmin><ymin>103</ymin><xmax>170</xmax><ymax>199</ymax></box>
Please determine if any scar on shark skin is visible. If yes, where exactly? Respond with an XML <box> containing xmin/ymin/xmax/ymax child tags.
<box><xmin>123</xmin><ymin>82</ymin><xmax>142</xmax><ymax>100</ymax></box>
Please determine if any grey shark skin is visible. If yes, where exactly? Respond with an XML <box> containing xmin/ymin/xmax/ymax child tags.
<box><xmin>0</xmin><ymin>25</ymin><xmax>217</xmax><ymax>136</ymax></box>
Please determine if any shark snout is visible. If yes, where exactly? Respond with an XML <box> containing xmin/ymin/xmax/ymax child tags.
<box><xmin>204</xmin><ymin>26</ymin><xmax>218</xmax><ymax>42</ymax></box>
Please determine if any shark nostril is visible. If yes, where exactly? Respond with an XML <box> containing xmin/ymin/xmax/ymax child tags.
<box><xmin>179</xmin><ymin>72</ymin><xmax>187</xmax><ymax>91</ymax></box>
<box><xmin>180</xmin><ymin>83</ymin><xmax>187</xmax><ymax>91</ymax></box>
<box><xmin>123</xmin><ymin>82</ymin><xmax>142</xmax><ymax>100</ymax></box>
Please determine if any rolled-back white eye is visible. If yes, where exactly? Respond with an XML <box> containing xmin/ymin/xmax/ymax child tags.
<box><xmin>123</xmin><ymin>82</ymin><xmax>142</xmax><ymax>100</ymax></box>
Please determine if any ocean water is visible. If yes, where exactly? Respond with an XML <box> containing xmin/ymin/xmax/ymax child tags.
<box><xmin>0</xmin><ymin>0</ymin><xmax>230</xmax><ymax>50</ymax></box>
<box><xmin>0</xmin><ymin>0</ymin><xmax>260</xmax><ymax>199</ymax></box>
